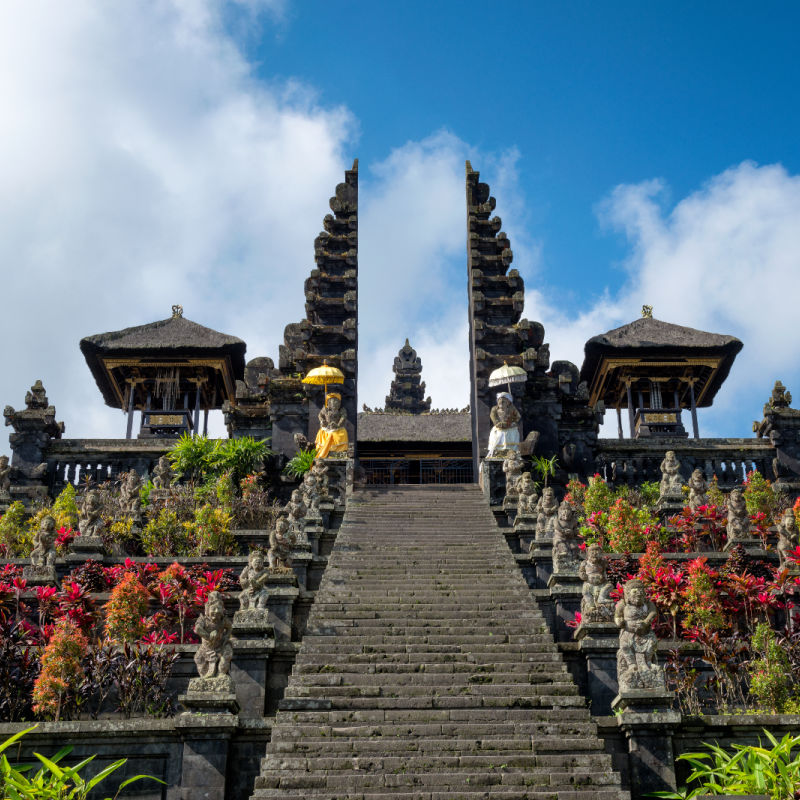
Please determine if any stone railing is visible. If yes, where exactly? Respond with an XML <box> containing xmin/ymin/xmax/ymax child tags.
<box><xmin>44</xmin><ymin>438</ymin><xmax>178</xmax><ymax>493</ymax></box>
<box><xmin>595</xmin><ymin>437</ymin><xmax>774</xmax><ymax>489</ymax></box>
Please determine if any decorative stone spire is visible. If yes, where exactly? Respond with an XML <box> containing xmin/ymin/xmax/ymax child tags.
<box><xmin>385</xmin><ymin>339</ymin><xmax>431</xmax><ymax>414</ymax></box>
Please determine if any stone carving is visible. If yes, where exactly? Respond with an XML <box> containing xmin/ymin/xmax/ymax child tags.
<box><xmin>768</xmin><ymin>380</ymin><xmax>792</xmax><ymax>410</ymax></box>
<box><xmin>502</xmin><ymin>450</ymin><xmax>524</xmax><ymax>513</ymax></box>
<box><xmin>726</xmin><ymin>489</ymin><xmax>750</xmax><ymax>545</ymax></box>
<box><xmin>487</xmin><ymin>393</ymin><xmax>521</xmax><ymax>457</ymax></box>
<box><xmin>269</xmin><ymin>517</ymin><xmax>295</xmax><ymax>571</ymax></box>
<box><xmin>119</xmin><ymin>469</ymin><xmax>142</xmax><ymax>523</ymax></box>
<box><xmin>552</xmin><ymin>500</ymin><xmax>582</xmax><ymax>575</ymax></box>
<box><xmin>193</xmin><ymin>591</ymin><xmax>233</xmax><ymax>681</ymax></box>
<box><xmin>0</xmin><ymin>455</ymin><xmax>10</xmax><ymax>496</ymax></box>
<box><xmin>687</xmin><ymin>468</ymin><xmax>709</xmax><ymax>512</ymax></box>
<box><xmin>152</xmin><ymin>456</ymin><xmax>173</xmax><ymax>490</ymax></box>
<box><xmin>777</xmin><ymin>508</ymin><xmax>799</xmax><ymax>568</ymax></box>
<box><xmin>615</xmin><ymin>579</ymin><xmax>665</xmax><ymax>692</ymax></box>
<box><xmin>239</xmin><ymin>550</ymin><xmax>270</xmax><ymax>610</ymax></box>
<box><xmin>659</xmin><ymin>450</ymin><xmax>682</xmax><ymax>498</ymax></box>
<box><xmin>286</xmin><ymin>489</ymin><xmax>310</xmax><ymax>549</ymax></box>
<box><xmin>78</xmin><ymin>489</ymin><xmax>104</xmax><ymax>538</ymax></box>
<box><xmin>302</xmin><ymin>473</ymin><xmax>322</xmax><ymax>519</ymax></box>
<box><xmin>579</xmin><ymin>544</ymin><xmax>614</xmax><ymax>622</ymax></box>
<box><xmin>315</xmin><ymin>393</ymin><xmax>348</xmax><ymax>459</ymax></box>
<box><xmin>534</xmin><ymin>486</ymin><xmax>559</xmax><ymax>543</ymax></box>
<box><xmin>514</xmin><ymin>473</ymin><xmax>539</xmax><ymax>520</ymax></box>
<box><xmin>25</xmin><ymin>514</ymin><xmax>58</xmax><ymax>584</ymax></box>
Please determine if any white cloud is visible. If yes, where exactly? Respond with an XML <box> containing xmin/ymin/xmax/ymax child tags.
<box><xmin>530</xmin><ymin>161</ymin><xmax>800</xmax><ymax>438</ymax></box>
<box><xmin>0</xmin><ymin>0</ymin><xmax>353</xmax><ymax>446</ymax></box>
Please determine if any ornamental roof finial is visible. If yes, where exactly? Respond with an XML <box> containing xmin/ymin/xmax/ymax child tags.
<box><xmin>641</xmin><ymin>304</ymin><xmax>653</xmax><ymax>318</ymax></box>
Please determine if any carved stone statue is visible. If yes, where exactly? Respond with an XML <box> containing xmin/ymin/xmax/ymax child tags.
<box><xmin>119</xmin><ymin>469</ymin><xmax>142</xmax><ymax>523</ymax></box>
<box><xmin>193</xmin><ymin>591</ymin><xmax>233</xmax><ymax>680</ymax></box>
<box><xmin>269</xmin><ymin>517</ymin><xmax>295</xmax><ymax>571</ymax></box>
<box><xmin>238</xmin><ymin>550</ymin><xmax>269</xmax><ymax>610</ymax></box>
<box><xmin>0</xmin><ymin>455</ymin><xmax>10</xmax><ymax>496</ymax></box>
<box><xmin>687</xmin><ymin>468</ymin><xmax>709</xmax><ymax>512</ymax></box>
<box><xmin>78</xmin><ymin>489</ymin><xmax>104</xmax><ymax>538</ymax></box>
<box><xmin>30</xmin><ymin>514</ymin><xmax>57</xmax><ymax>568</ymax></box>
<box><xmin>777</xmin><ymin>508</ymin><xmax>799</xmax><ymax>568</ymax></box>
<box><xmin>315</xmin><ymin>393</ymin><xmax>348</xmax><ymax>459</ymax></box>
<box><xmin>514</xmin><ymin>473</ymin><xmax>539</xmax><ymax>520</ymax></box>
<box><xmin>286</xmin><ymin>489</ymin><xmax>310</xmax><ymax>549</ymax></box>
<box><xmin>502</xmin><ymin>450</ymin><xmax>524</xmax><ymax>514</ymax></box>
<box><xmin>552</xmin><ymin>500</ymin><xmax>582</xmax><ymax>575</ymax></box>
<box><xmin>579</xmin><ymin>544</ymin><xmax>614</xmax><ymax>622</ymax></box>
<box><xmin>659</xmin><ymin>450</ymin><xmax>682</xmax><ymax>498</ymax></box>
<box><xmin>302</xmin><ymin>473</ymin><xmax>322</xmax><ymax>519</ymax></box>
<box><xmin>152</xmin><ymin>456</ymin><xmax>173</xmax><ymax>490</ymax></box>
<box><xmin>614</xmin><ymin>579</ymin><xmax>665</xmax><ymax>692</ymax></box>
<box><xmin>725</xmin><ymin>489</ymin><xmax>750</xmax><ymax>545</ymax></box>
<box><xmin>534</xmin><ymin>486</ymin><xmax>559</xmax><ymax>543</ymax></box>
<box><xmin>487</xmin><ymin>392</ymin><xmax>521</xmax><ymax>457</ymax></box>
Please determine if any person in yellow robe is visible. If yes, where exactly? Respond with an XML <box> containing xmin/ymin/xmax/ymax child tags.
<box><xmin>315</xmin><ymin>393</ymin><xmax>348</xmax><ymax>458</ymax></box>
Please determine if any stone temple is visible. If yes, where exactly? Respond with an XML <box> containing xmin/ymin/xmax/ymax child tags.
<box><xmin>2</xmin><ymin>159</ymin><xmax>799</xmax><ymax>799</ymax></box>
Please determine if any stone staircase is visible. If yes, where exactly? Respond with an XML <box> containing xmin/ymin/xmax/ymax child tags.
<box><xmin>251</xmin><ymin>485</ymin><xmax>628</xmax><ymax>800</ymax></box>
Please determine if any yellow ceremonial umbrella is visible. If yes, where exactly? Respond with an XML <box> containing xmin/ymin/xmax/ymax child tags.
<box><xmin>302</xmin><ymin>361</ymin><xmax>345</xmax><ymax>394</ymax></box>
<box><xmin>488</xmin><ymin>361</ymin><xmax>527</xmax><ymax>394</ymax></box>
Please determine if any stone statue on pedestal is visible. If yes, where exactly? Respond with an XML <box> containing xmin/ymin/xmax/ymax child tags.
<box><xmin>78</xmin><ymin>489</ymin><xmax>104</xmax><ymax>538</ymax></box>
<box><xmin>269</xmin><ymin>517</ymin><xmax>295</xmax><ymax>571</ymax></box>
<box><xmin>0</xmin><ymin>455</ymin><xmax>10</xmax><ymax>497</ymax></box>
<box><xmin>119</xmin><ymin>470</ymin><xmax>143</xmax><ymax>525</ymax></box>
<box><xmin>193</xmin><ymin>592</ymin><xmax>233</xmax><ymax>681</ymax></box>
<box><xmin>315</xmin><ymin>393</ymin><xmax>348</xmax><ymax>459</ymax></box>
<box><xmin>535</xmin><ymin>487</ymin><xmax>559</xmax><ymax>543</ymax></box>
<box><xmin>579</xmin><ymin>544</ymin><xmax>614</xmax><ymax>622</ymax></box>
<box><xmin>487</xmin><ymin>392</ymin><xmax>521</xmax><ymax>458</ymax></box>
<box><xmin>152</xmin><ymin>456</ymin><xmax>173</xmax><ymax>490</ymax></box>
<box><xmin>725</xmin><ymin>489</ymin><xmax>750</xmax><ymax>545</ymax></box>
<box><xmin>659</xmin><ymin>451</ymin><xmax>682</xmax><ymax>498</ymax></box>
<box><xmin>552</xmin><ymin>500</ymin><xmax>582</xmax><ymax>575</ymax></box>
<box><xmin>25</xmin><ymin>514</ymin><xmax>59</xmax><ymax>584</ymax></box>
<box><xmin>777</xmin><ymin>508</ymin><xmax>799</xmax><ymax>568</ymax></box>
<box><xmin>687</xmin><ymin>468</ymin><xmax>709</xmax><ymax>512</ymax></box>
<box><xmin>286</xmin><ymin>489</ymin><xmax>310</xmax><ymax>549</ymax></box>
<box><xmin>514</xmin><ymin>473</ymin><xmax>539</xmax><ymax>520</ymax></box>
<box><xmin>238</xmin><ymin>550</ymin><xmax>270</xmax><ymax>610</ymax></box>
<box><xmin>614</xmin><ymin>579</ymin><xmax>665</xmax><ymax>692</ymax></box>
<box><xmin>302</xmin><ymin>473</ymin><xmax>322</xmax><ymax>519</ymax></box>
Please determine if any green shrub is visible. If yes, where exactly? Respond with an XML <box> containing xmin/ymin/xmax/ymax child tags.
<box><xmin>186</xmin><ymin>504</ymin><xmax>234</xmax><ymax>556</ymax></box>
<box><xmin>0</xmin><ymin>724</ymin><xmax>161</xmax><ymax>799</ymax></box>
<box><xmin>52</xmin><ymin>484</ymin><xmax>79</xmax><ymax>531</ymax></box>
<box><xmin>140</xmin><ymin>509</ymin><xmax>189</xmax><ymax>557</ymax></box>
<box><xmin>0</xmin><ymin>501</ymin><xmax>31</xmax><ymax>557</ymax></box>
<box><xmin>748</xmin><ymin>622</ymin><xmax>795</xmax><ymax>713</ymax></box>
<box><xmin>284</xmin><ymin>447</ymin><xmax>317</xmax><ymax>478</ymax></box>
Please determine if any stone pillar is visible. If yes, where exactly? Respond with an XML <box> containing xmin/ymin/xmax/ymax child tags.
<box><xmin>175</xmin><ymin>713</ymin><xmax>238</xmax><ymax>800</ymax></box>
<box><xmin>547</xmin><ymin>572</ymin><xmax>582</xmax><ymax>642</ymax></box>
<box><xmin>232</xmin><ymin>609</ymin><xmax>275</xmax><ymax>718</ymax></box>
<box><xmin>575</xmin><ymin>621</ymin><xmax>620</xmax><ymax>714</ymax></box>
<box><xmin>265</xmin><ymin>573</ymin><xmax>299</xmax><ymax>642</ymax></box>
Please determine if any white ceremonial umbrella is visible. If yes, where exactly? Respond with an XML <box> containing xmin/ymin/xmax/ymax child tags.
<box><xmin>488</xmin><ymin>361</ymin><xmax>527</xmax><ymax>394</ymax></box>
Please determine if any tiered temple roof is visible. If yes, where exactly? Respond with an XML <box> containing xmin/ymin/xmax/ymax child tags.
<box><xmin>385</xmin><ymin>340</ymin><xmax>431</xmax><ymax>414</ymax></box>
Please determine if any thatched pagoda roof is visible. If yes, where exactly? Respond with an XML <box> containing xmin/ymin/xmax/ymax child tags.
<box><xmin>80</xmin><ymin>312</ymin><xmax>246</xmax><ymax>409</ymax></box>
<box><xmin>580</xmin><ymin>316</ymin><xmax>742</xmax><ymax>408</ymax></box>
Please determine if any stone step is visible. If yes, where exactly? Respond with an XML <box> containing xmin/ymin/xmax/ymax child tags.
<box><xmin>253</xmin><ymin>791</ymin><xmax>629</xmax><ymax>800</ymax></box>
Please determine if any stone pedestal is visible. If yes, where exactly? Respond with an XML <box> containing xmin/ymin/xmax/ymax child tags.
<box><xmin>503</xmin><ymin>496</ymin><xmax>518</xmax><ymax>527</ymax></box>
<box><xmin>480</xmin><ymin>458</ymin><xmax>506</xmax><ymax>508</ymax></box>
<box><xmin>514</xmin><ymin>519</ymin><xmax>536</xmax><ymax>553</ymax></box>
<box><xmin>304</xmin><ymin>520</ymin><xmax>324</xmax><ymax>556</ymax></box>
<box><xmin>67</xmin><ymin>535</ymin><xmax>105</xmax><ymax>562</ymax></box>
<box><xmin>22</xmin><ymin>564</ymin><xmax>58</xmax><ymax>586</ymax></box>
<box><xmin>176</xmin><ymin>709</ymin><xmax>239</xmax><ymax>800</ymax></box>
<box><xmin>231</xmin><ymin>610</ymin><xmax>275</xmax><ymax>719</ymax></box>
<box><xmin>179</xmin><ymin>674</ymin><xmax>240</xmax><ymax>714</ymax></box>
<box><xmin>529</xmin><ymin>543</ymin><xmax>553</xmax><ymax>590</ymax></box>
<box><xmin>656</xmin><ymin>493</ymin><xmax>684</xmax><ymax>520</ymax></box>
<box><xmin>575</xmin><ymin>621</ymin><xmax>619</xmax><ymax>714</ymax></box>
<box><xmin>265</xmin><ymin>573</ymin><xmax>299</xmax><ymax>642</ymax></box>
<box><xmin>547</xmin><ymin>573</ymin><xmax>582</xmax><ymax>642</ymax></box>
<box><xmin>613</xmin><ymin>694</ymin><xmax>679</xmax><ymax>797</ymax></box>
<box><xmin>290</xmin><ymin>550</ymin><xmax>312</xmax><ymax>591</ymax></box>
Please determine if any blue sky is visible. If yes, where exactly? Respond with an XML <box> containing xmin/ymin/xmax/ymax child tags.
<box><xmin>1</xmin><ymin>0</ymin><xmax>799</xmax><ymax>448</ymax></box>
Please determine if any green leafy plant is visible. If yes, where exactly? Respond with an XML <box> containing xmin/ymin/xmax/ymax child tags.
<box><xmin>140</xmin><ymin>509</ymin><xmax>189</xmax><ymax>557</ymax></box>
<box><xmin>0</xmin><ymin>724</ymin><xmax>162</xmax><ymax>799</ymax></box>
<box><xmin>531</xmin><ymin>455</ymin><xmax>558</xmax><ymax>488</ymax></box>
<box><xmin>216</xmin><ymin>437</ymin><xmax>271</xmax><ymax>485</ymax></box>
<box><xmin>32</xmin><ymin>618</ymin><xmax>88</xmax><ymax>722</ymax></box>
<box><xmin>185</xmin><ymin>504</ymin><xmax>235</xmax><ymax>556</ymax></box>
<box><xmin>167</xmin><ymin>432</ymin><xmax>218</xmax><ymax>484</ymax></box>
<box><xmin>0</xmin><ymin>501</ymin><xmax>31</xmax><ymax>557</ymax></box>
<box><xmin>748</xmin><ymin>622</ymin><xmax>796</xmax><ymax>713</ymax></box>
<box><xmin>649</xmin><ymin>730</ymin><xmax>800</xmax><ymax>800</ymax></box>
<box><xmin>52</xmin><ymin>484</ymin><xmax>79</xmax><ymax>531</ymax></box>
<box><xmin>284</xmin><ymin>447</ymin><xmax>317</xmax><ymax>478</ymax></box>
<box><xmin>167</xmin><ymin>433</ymin><xmax>270</xmax><ymax>489</ymax></box>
